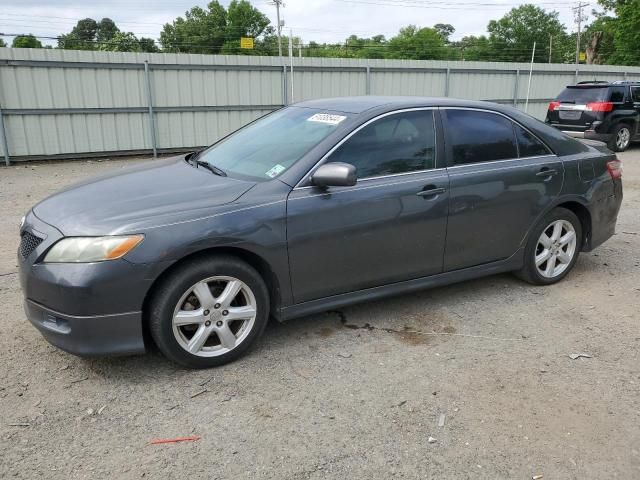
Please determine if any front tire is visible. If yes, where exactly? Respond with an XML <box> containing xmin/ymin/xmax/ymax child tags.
<box><xmin>148</xmin><ymin>255</ymin><xmax>269</xmax><ymax>368</ymax></box>
<box><xmin>608</xmin><ymin>124</ymin><xmax>631</xmax><ymax>152</ymax></box>
<box><xmin>515</xmin><ymin>207</ymin><xmax>582</xmax><ymax>285</ymax></box>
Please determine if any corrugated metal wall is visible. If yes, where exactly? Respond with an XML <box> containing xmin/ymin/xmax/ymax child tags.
<box><xmin>2</xmin><ymin>47</ymin><xmax>640</xmax><ymax>163</ymax></box>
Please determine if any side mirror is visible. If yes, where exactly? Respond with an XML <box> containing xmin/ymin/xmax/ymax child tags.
<box><xmin>310</xmin><ymin>162</ymin><xmax>357</xmax><ymax>187</ymax></box>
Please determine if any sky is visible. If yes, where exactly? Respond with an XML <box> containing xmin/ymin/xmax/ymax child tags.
<box><xmin>0</xmin><ymin>0</ymin><xmax>585</xmax><ymax>47</ymax></box>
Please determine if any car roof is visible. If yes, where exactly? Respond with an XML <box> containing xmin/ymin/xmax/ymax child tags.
<box><xmin>293</xmin><ymin>96</ymin><xmax>514</xmax><ymax>114</ymax></box>
<box><xmin>570</xmin><ymin>80</ymin><xmax>640</xmax><ymax>88</ymax></box>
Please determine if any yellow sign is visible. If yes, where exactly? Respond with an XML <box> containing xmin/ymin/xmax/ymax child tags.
<box><xmin>579</xmin><ymin>51</ymin><xmax>586</xmax><ymax>61</ymax></box>
<box><xmin>240</xmin><ymin>37</ymin><xmax>254</xmax><ymax>49</ymax></box>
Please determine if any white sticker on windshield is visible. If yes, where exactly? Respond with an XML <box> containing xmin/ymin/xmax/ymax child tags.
<box><xmin>265</xmin><ymin>164</ymin><xmax>286</xmax><ymax>178</ymax></box>
<box><xmin>307</xmin><ymin>113</ymin><xmax>347</xmax><ymax>125</ymax></box>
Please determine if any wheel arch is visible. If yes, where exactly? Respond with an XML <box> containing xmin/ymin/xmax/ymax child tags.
<box><xmin>141</xmin><ymin>246</ymin><xmax>283</xmax><ymax>349</ymax></box>
<box><xmin>554</xmin><ymin>200</ymin><xmax>592</xmax><ymax>250</ymax></box>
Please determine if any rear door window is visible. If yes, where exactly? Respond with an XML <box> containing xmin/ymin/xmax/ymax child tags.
<box><xmin>630</xmin><ymin>87</ymin><xmax>640</xmax><ymax>103</ymax></box>
<box><xmin>608</xmin><ymin>86</ymin><xmax>626</xmax><ymax>103</ymax></box>
<box><xmin>557</xmin><ymin>87</ymin><xmax>608</xmax><ymax>104</ymax></box>
<box><xmin>515</xmin><ymin>125</ymin><xmax>550</xmax><ymax>157</ymax></box>
<box><xmin>444</xmin><ymin>110</ymin><xmax>518</xmax><ymax>165</ymax></box>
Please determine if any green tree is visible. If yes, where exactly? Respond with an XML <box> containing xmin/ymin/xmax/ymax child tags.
<box><xmin>487</xmin><ymin>5</ymin><xmax>569</xmax><ymax>62</ymax></box>
<box><xmin>0</xmin><ymin>39</ymin><xmax>6</xmax><ymax>48</ymax></box>
<box><xmin>12</xmin><ymin>34</ymin><xmax>43</xmax><ymax>48</ymax></box>
<box><xmin>160</xmin><ymin>0</ymin><xmax>270</xmax><ymax>54</ymax></box>
<box><xmin>58</xmin><ymin>18</ymin><xmax>98</xmax><ymax>49</ymax></box>
<box><xmin>454</xmin><ymin>35</ymin><xmax>493</xmax><ymax>61</ymax></box>
<box><xmin>386</xmin><ymin>25</ymin><xmax>450</xmax><ymax>60</ymax></box>
<box><xmin>139</xmin><ymin>37</ymin><xmax>160</xmax><ymax>53</ymax></box>
<box><xmin>434</xmin><ymin>23</ymin><xmax>455</xmax><ymax>42</ymax></box>
<box><xmin>593</xmin><ymin>0</ymin><xmax>640</xmax><ymax>65</ymax></box>
<box><xmin>96</xmin><ymin>18</ymin><xmax>120</xmax><ymax>43</ymax></box>
<box><xmin>99</xmin><ymin>32</ymin><xmax>141</xmax><ymax>52</ymax></box>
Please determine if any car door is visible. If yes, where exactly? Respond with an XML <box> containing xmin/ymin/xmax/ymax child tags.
<box><xmin>441</xmin><ymin>108</ymin><xmax>564</xmax><ymax>271</ymax></box>
<box><xmin>286</xmin><ymin>108</ymin><xmax>450</xmax><ymax>304</ymax></box>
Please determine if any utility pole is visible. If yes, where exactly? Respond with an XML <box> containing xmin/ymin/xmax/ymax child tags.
<box><xmin>269</xmin><ymin>0</ymin><xmax>284</xmax><ymax>57</ymax></box>
<box><xmin>573</xmin><ymin>2</ymin><xmax>588</xmax><ymax>67</ymax></box>
<box><xmin>549</xmin><ymin>34</ymin><xmax>552</xmax><ymax>63</ymax></box>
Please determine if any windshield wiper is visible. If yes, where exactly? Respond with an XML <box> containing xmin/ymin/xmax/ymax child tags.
<box><xmin>194</xmin><ymin>159</ymin><xmax>227</xmax><ymax>177</ymax></box>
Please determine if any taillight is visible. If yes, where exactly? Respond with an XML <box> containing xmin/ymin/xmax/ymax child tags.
<box><xmin>586</xmin><ymin>101</ymin><xmax>614</xmax><ymax>112</ymax></box>
<box><xmin>548</xmin><ymin>101</ymin><xmax>561</xmax><ymax>111</ymax></box>
<box><xmin>606</xmin><ymin>159</ymin><xmax>622</xmax><ymax>179</ymax></box>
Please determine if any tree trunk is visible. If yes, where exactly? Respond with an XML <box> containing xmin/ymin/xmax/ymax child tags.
<box><xmin>586</xmin><ymin>31</ymin><xmax>604</xmax><ymax>65</ymax></box>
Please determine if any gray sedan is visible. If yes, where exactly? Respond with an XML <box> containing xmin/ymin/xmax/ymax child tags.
<box><xmin>18</xmin><ymin>97</ymin><xmax>623</xmax><ymax>368</ymax></box>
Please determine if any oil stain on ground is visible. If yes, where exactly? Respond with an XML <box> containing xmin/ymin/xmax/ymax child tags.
<box><xmin>328</xmin><ymin>310</ymin><xmax>457</xmax><ymax>346</ymax></box>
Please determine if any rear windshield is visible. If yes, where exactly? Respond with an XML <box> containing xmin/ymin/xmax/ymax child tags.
<box><xmin>557</xmin><ymin>86</ymin><xmax>608</xmax><ymax>103</ymax></box>
<box><xmin>557</xmin><ymin>85</ymin><xmax>626</xmax><ymax>104</ymax></box>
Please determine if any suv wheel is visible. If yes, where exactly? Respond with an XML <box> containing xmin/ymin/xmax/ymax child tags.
<box><xmin>515</xmin><ymin>207</ymin><xmax>582</xmax><ymax>285</ymax></box>
<box><xmin>608</xmin><ymin>124</ymin><xmax>631</xmax><ymax>152</ymax></box>
<box><xmin>149</xmin><ymin>255</ymin><xmax>269</xmax><ymax>368</ymax></box>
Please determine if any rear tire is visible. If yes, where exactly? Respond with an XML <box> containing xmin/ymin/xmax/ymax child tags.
<box><xmin>148</xmin><ymin>255</ymin><xmax>269</xmax><ymax>369</ymax></box>
<box><xmin>608</xmin><ymin>124</ymin><xmax>631</xmax><ymax>152</ymax></box>
<box><xmin>515</xmin><ymin>207</ymin><xmax>582</xmax><ymax>286</ymax></box>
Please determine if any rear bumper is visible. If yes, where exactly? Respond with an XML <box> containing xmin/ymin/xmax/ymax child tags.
<box><xmin>24</xmin><ymin>300</ymin><xmax>145</xmax><ymax>356</ymax></box>
<box><xmin>586</xmin><ymin>181</ymin><xmax>623</xmax><ymax>251</ymax></box>
<box><xmin>562</xmin><ymin>130</ymin><xmax>612</xmax><ymax>142</ymax></box>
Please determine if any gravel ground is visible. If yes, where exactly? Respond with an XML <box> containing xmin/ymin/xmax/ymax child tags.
<box><xmin>1</xmin><ymin>150</ymin><xmax>639</xmax><ymax>479</ymax></box>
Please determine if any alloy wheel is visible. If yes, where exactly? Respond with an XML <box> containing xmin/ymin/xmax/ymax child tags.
<box><xmin>535</xmin><ymin>219</ymin><xmax>577</xmax><ymax>279</ymax></box>
<box><xmin>616</xmin><ymin>127</ymin><xmax>631</xmax><ymax>150</ymax></box>
<box><xmin>172</xmin><ymin>276</ymin><xmax>257</xmax><ymax>357</ymax></box>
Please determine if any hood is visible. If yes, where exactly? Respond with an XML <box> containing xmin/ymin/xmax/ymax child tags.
<box><xmin>33</xmin><ymin>156</ymin><xmax>256</xmax><ymax>235</ymax></box>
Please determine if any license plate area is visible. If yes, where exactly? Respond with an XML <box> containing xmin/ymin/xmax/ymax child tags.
<box><xmin>559</xmin><ymin>110</ymin><xmax>582</xmax><ymax>120</ymax></box>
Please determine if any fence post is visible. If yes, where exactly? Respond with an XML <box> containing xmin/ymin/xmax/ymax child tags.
<box><xmin>0</xmin><ymin>105</ymin><xmax>9</xmax><ymax>167</ymax></box>
<box><xmin>513</xmin><ymin>69</ymin><xmax>520</xmax><ymax>106</ymax></box>
<box><xmin>143</xmin><ymin>61</ymin><xmax>158</xmax><ymax>159</ymax></box>
<box><xmin>282</xmin><ymin>65</ymin><xmax>288</xmax><ymax>105</ymax></box>
<box><xmin>575</xmin><ymin>69</ymin><xmax>579</xmax><ymax>84</ymax></box>
<box><xmin>0</xmin><ymin>62</ymin><xmax>9</xmax><ymax>166</ymax></box>
<box><xmin>624</xmin><ymin>72</ymin><xmax>628</xmax><ymax>80</ymax></box>
<box><xmin>445</xmin><ymin>67</ymin><xmax>451</xmax><ymax>97</ymax></box>
<box><xmin>366</xmin><ymin>66</ymin><xmax>371</xmax><ymax>95</ymax></box>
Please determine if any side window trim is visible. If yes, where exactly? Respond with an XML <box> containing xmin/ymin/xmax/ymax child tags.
<box><xmin>441</xmin><ymin>106</ymin><xmax>553</xmax><ymax>167</ymax></box>
<box><xmin>294</xmin><ymin>107</ymin><xmax>440</xmax><ymax>189</ymax></box>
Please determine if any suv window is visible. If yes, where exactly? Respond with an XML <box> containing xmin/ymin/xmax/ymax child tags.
<box><xmin>515</xmin><ymin>125</ymin><xmax>550</xmax><ymax>157</ymax></box>
<box><xmin>631</xmin><ymin>86</ymin><xmax>640</xmax><ymax>103</ymax></box>
<box><xmin>609</xmin><ymin>86</ymin><xmax>626</xmax><ymax>103</ymax></box>
<box><xmin>558</xmin><ymin>86</ymin><xmax>608</xmax><ymax>103</ymax></box>
<box><xmin>445</xmin><ymin>110</ymin><xmax>518</xmax><ymax>165</ymax></box>
<box><xmin>329</xmin><ymin>110</ymin><xmax>436</xmax><ymax>178</ymax></box>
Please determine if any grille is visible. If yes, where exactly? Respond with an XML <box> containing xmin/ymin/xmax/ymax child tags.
<box><xmin>20</xmin><ymin>231</ymin><xmax>44</xmax><ymax>259</ymax></box>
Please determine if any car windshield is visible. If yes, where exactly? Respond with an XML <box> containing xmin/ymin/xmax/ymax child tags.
<box><xmin>195</xmin><ymin>107</ymin><xmax>350</xmax><ymax>181</ymax></box>
<box><xmin>558</xmin><ymin>86</ymin><xmax>608</xmax><ymax>104</ymax></box>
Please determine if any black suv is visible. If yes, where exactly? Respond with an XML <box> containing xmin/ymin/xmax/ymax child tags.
<box><xmin>546</xmin><ymin>80</ymin><xmax>640</xmax><ymax>151</ymax></box>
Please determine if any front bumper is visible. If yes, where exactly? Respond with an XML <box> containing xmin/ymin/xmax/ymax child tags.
<box><xmin>24</xmin><ymin>299</ymin><xmax>144</xmax><ymax>356</ymax></box>
<box><xmin>18</xmin><ymin>210</ymin><xmax>151</xmax><ymax>356</ymax></box>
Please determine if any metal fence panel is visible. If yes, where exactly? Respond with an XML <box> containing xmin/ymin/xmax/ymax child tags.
<box><xmin>2</xmin><ymin>47</ymin><xmax>640</xmax><ymax>163</ymax></box>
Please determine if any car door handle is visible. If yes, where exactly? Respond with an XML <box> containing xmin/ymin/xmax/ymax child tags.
<box><xmin>416</xmin><ymin>187</ymin><xmax>446</xmax><ymax>197</ymax></box>
<box><xmin>536</xmin><ymin>168</ymin><xmax>558</xmax><ymax>177</ymax></box>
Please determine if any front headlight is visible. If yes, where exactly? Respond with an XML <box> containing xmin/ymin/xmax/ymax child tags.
<box><xmin>44</xmin><ymin>235</ymin><xmax>144</xmax><ymax>263</ymax></box>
